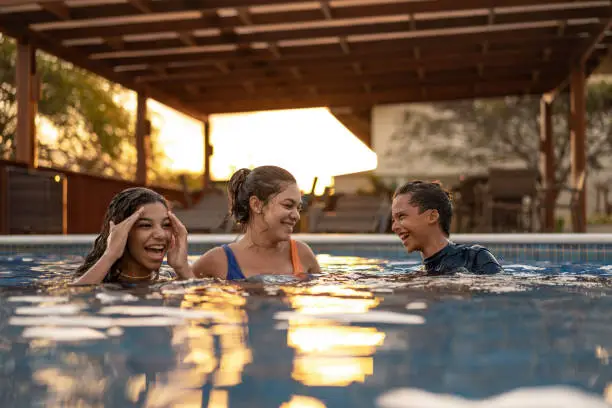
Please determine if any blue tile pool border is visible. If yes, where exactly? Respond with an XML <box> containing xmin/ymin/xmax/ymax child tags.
<box><xmin>0</xmin><ymin>233</ymin><xmax>611</xmax><ymax>263</ymax></box>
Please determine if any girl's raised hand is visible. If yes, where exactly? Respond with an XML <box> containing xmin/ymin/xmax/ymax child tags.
<box><xmin>167</xmin><ymin>211</ymin><xmax>193</xmax><ymax>279</ymax></box>
<box><xmin>105</xmin><ymin>207</ymin><xmax>144</xmax><ymax>261</ymax></box>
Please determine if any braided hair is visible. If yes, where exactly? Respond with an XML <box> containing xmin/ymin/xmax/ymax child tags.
<box><xmin>74</xmin><ymin>187</ymin><xmax>167</xmax><ymax>283</ymax></box>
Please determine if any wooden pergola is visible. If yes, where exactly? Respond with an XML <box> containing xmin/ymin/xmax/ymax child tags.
<box><xmin>2</xmin><ymin>0</ymin><xmax>611</xmax><ymax>232</ymax></box>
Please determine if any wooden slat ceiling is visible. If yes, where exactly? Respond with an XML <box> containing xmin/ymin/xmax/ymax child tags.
<box><xmin>1</xmin><ymin>0</ymin><xmax>611</xmax><ymax>147</ymax></box>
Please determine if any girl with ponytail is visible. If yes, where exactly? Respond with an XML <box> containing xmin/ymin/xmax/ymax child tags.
<box><xmin>192</xmin><ymin>165</ymin><xmax>320</xmax><ymax>280</ymax></box>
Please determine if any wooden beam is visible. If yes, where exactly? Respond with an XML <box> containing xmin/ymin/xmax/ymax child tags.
<box><xmin>290</xmin><ymin>67</ymin><xmax>302</xmax><ymax>79</ymax></box>
<box><xmin>545</xmin><ymin>17</ymin><xmax>612</xmax><ymax>102</ymax></box>
<box><xmin>539</xmin><ymin>97</ymin><xmax>555</xmax><ymax>232</ymax></box>
<box><xmin>203</xmin><ymin>119</ymin><xmax>211</xmax><ymax>190</ymax></box>
<box><xmin>409</xmin><ymin>13</ymin><xmax>416</xmax><ymax>31</ymax></box>
<box><xmin>79</xmin><ymin>27</ymin><xmax>578</xmax><ymax>65</ymax></box>
<box><xmin>135</xmin><ymin>92</ymin><xmax>148</xmax><ymax>185</ymax></box>
<box><xmin>237</xmin><ymin>8</ymin><xmax>252</xmax><ymax>26</ymax></box>
<box><xmin>242</xmin><ymin>81</ymin><xmax>255</xmax><ymax>93</ymax></box>
<box><xmin>70</xmin><ymin>27</ymin><xmax>582</xmax><ymax>64</ymax></box>
<box><xmin>176</xmin><ymin>66</ymin><xmax>567</xmax><ymax>97</ymax></box>
<box><xmin>39</xmin><ymin>1</ymin><xmax>70</xmax><ymax>20</ymax></box>
<box><xmin>557</xmin><ymin>20</ymin><xmax>567</xmax><ymax>37</ymax></box>
<box><xmin>185</xmin><ymin>84</ymin><xmax>200</xmax><ymax>96</ymax></box>
<box><xmin>268</xmin><ymin>42</ymin><xmax>281</xmax><ymax>58</ymax></box>
<box><xmin>15</xmin><ymin>39</ymin><xmax>37</xmax><ymax>167</ymax></box>
<box><xmin>487</xmin><ymin>8</ymin><xmax>495</xmax><ymax>25</ymax></box>
<box><xmin>214</xmin><ymin>62</ymin><xmax>230</xmax><ymax>74</ymax></box>
<box><xmin>320</xmin><ymin>1</ymin><xmax>333</xmax><ymax>20</ymax></box>
<box><xmin>580</xmin><ymin>17</ymin><xmax>612</xmax><ymax>66</ymax></box>
<box><xmin>38</xmin><ymin>5</ymin><xmax>607</xmax><ymax>42</ymax></box>
<box><xmin>191</xmin><ymin>78</ymin><xmax>559</xmax><ymax>113</ymax></box>
<box><xmin>178</xmin><ymin>32</ymin><xmax>197</xmax><ymax>46</ymax></box>
<box><xmin>570</xmin><ymin>64</ymin><xmax>586</xmax><ymax>233</ymax></box>
<box><xmin>146</xmin><ymin>46</ymin><xmax>576</xmax><ymax>81</ymax></box>
<box><xmin>331</xmin><ymin>109</ymin><xmax>372</xmax><ymax>147</ymax></box>
<box><xmin>417</xmin><ymin>67</ymin><xmax>425</xmax><ymax>80</ymax></box>
<box><xmin>0</xmin><ymin>2</ymin><xmax>606</xmax><ymax>123</ymax></box>
<box><xmin>145</xmin><ymin>56</ymin><xmax>575</xmax><ymax>90</ymax></box>
<box><xmin>339</xmin><ymin>37</ymin><xmax>350</xmax><ymax>54</ymax></box>
<box><xmin>0</xmin><ymin>24</ymin><xmax>207</xmax><ymax>120</ymax></box>
<box><xmin>6</xmin><ymin>0</ymin><xmax>604</xmax><ymax>30</ymax></box>
<box><xmin>128</xmin><ymin>0</ymin><xmax>152</xmax><ymax>14</ymax></box>
<box><xmin>105</xmin><ymin>36</ymin><xmax>125</xmax><ymax>51</ymax></box>
<box><xmin>99</xmin><ymin>28</ymin><xmax>585</xmax><ymax>67</ymax></box>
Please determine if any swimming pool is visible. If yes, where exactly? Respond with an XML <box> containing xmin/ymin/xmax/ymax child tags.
<box><xmin>1</xmin><ymin>234</ymin><xmax>612</xmax><ymax>407</ymax></box>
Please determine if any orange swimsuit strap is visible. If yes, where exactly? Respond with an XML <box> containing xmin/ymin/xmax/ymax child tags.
<box><xmin>290</xmin><ymin>239</ymin><xmax>305</xmax><ymax>275</ymax></box>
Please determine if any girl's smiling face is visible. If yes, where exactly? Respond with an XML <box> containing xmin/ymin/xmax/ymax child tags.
<box><xmin>258</xmin><ymin>182</ymin><xmax>302</xmax><ymax>241</ymax></box>
<box><xmin>123</xmin><ymin>202</ymin><xmax>172</xmax><ymax>272</ymax></box>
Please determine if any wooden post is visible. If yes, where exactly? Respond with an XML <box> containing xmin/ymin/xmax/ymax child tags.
<box><xmin>135</xmin><ymin>92</ymin><xmax>148</xmax><ymax>185</ymax></box>
<box><xmin>15</xmin><ymin>39</ymin><xmax>38</xmax><ymax>167</ymax></box>
<box><xmin>539</xmin><ymin>97</ymin><xmax>555</xmax><ymax>232</ymax></box>
<box><xmin>203</xmin><ymin>118</ymin><xmax>212</xmax><ymax>190</ymax></box>
<box><xmin>570</xmin><ymin>64</ymin><xmax>587</xmax><ymax>232</ymax></box>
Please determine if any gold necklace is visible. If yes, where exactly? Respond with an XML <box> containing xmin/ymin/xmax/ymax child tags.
<box><xmin>118</xmin><ymin>270</ymin><xmax>155</xmax><ymax>281</ymax></box>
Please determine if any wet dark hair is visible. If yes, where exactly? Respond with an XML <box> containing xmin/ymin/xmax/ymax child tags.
<box><xmin>394</xmin><ymin>181</ymin><xmax>453</xmax><ymax>236</ymax></box>
<box><xmin>74</xmin><ymin>187</ymin><xmax>167</xmax><ymax>282</ymax></box>
<box><xmin>227</xmin><ymin>165</ymin><xmax>297</xmax><ymax>226</ymax></box>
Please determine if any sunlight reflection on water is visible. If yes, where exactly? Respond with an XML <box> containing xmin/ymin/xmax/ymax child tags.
<box><xmin>0</xmin><ymin>254</ymin><xmax>612</xmax><ymax>407</ymax></box>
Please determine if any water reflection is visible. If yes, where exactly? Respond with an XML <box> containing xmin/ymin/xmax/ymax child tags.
<box><xmin>3</xmin><ymin>253</ymin><xmax>612</xmax><ymax>406</ymax></box>
<box><xmin>282</xmin><ymin>284</ymin><xmax>386</xmax><ymax>387</ymax></box>
<box><xmin>280</xmin><ymin>395</ymin><xmax>327</xmax><ymax>408</ymax></box>
<box><xmin>3</xmin><ymin>283</ymin><xmax>254</xmax><ymax>407</ymax></box>
<box><xmin>141</xmin><ymin>286</ymin><xmax>252</xmax><ymax>407</ymax></box>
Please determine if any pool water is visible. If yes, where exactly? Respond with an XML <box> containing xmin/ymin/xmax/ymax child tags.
<box><xmin>1</xmin><ymin>253</ymin><xmax>612</xmax><ymax>407</ymax></box>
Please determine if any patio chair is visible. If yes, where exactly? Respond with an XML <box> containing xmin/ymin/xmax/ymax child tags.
<box><xmin>310</xmin><ymin>194</ymin><xmax>390</xmax><ymax>233</ymax></box>
<box><xmin>452</xmin><ymin>175</ymin><xmax>488</xmax><ymax>233</ymax></box>
<box><xmin>478</xmin><ymin>168</ymin><xmax>538</xmax><ymax>232</ymax></box>
<box><xmin>171</xmin><ymin>189</ymin><xmax>234</xmax><ymax>233</ymax></box>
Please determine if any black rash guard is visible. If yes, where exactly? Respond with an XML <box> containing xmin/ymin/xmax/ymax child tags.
<box><xmin>423</xmin><ymin>242</ymin><xmax>502</xmax><ymax>275</ymax></box>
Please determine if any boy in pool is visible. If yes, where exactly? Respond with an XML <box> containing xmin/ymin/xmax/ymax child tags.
<box><xmin>391</xmin><ymin>181</ymin><xmax>502</xmax><ymax>275</ymax></box>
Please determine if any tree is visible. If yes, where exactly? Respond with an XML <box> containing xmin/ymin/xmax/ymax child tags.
<box><xmin>0</xmin><ymin>34</ymin><xmax>174</xmax><ymax>183</ymax></box>
<box><xmin>0</xmin><ymin>35</ymin><xmax>17</xmax><ymax>157</ymax></box>
<box><xmin>384</xmin><ymin>80</ymin><xmax>612</xmax><ymax>197</ymax></box>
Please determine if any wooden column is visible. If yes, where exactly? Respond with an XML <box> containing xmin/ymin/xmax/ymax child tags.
<box><xmin>570</xmin><ymin>64</ymin><xmax>587</xmax><ymax>232</ymax></box>
<box><xmin>135</xmin><ymin>92</ymin><xmax>148</xmax><ymax>185</ymax></box>
<box><xmin>539</xmin><ymin>97</ymin><xmax>555</xmax><ymax>232</ymax></box>
<box><xmin>15</xmin><ymin>39</ymin><xmax>38</xmax><ymax>167</ymax></box>
<box><xmin>203</xmin><ymin>118</ymin><xmax>212</xmax><ymax>190</ymax></box>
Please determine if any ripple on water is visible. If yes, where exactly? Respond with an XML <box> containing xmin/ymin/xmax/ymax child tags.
<box><xmin>376</xmin><ymin>386</ymin><xmax>612</xmax><ymax>408</ymax></box>
<box><xmin>1</xmin><ymin>253</ymin><xmax>612</xmax><ymax>407</ymax></box>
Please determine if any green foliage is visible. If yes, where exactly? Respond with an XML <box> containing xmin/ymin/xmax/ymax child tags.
<box><xmin>0</xmin><ymin>36</ymin><xmax>16</xmax><ymax>158</ymax></box>
<box><xmin>385</xmin><ymin>81</ymin><xmax>612</xmax><ymax>190</ymax></box>
<box><xmin>587</xmin><ymin>213</ymin><xmax>612</xmax><ymax>225</ymax></box>
<box><xmin>0</xmin><ymin>34</ymin><xmax>177</xmax><ymax>184</ymax></box>
<box><xmin>37</xmin><ymin>57</ymin><xmax>137</xmax><ymax>178</ymax></box>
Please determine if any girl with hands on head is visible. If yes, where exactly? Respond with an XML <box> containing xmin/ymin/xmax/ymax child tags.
<box><xmin>72</xmin><ymin>187</ymin><xmax>193</xmax><ymax>285</ymax></box>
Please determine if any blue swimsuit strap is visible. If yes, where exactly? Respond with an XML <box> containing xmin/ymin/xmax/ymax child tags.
<box><xmin>222</xmin><ymin>244</ymin><xmax>246</xmax><ymax>280</ymax></box>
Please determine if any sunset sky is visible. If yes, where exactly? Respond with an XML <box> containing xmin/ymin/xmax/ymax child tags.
<box><xmin>149</xmin><ymin>102</ymin><xmax>378</xmax><ymax>194</ymax></box>
<box><xmin>38</xmin><ymin>91</ymin><xmax>378</xmax><ymax>195</ymax></box>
